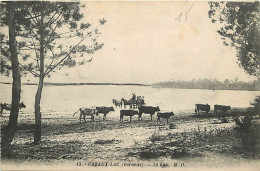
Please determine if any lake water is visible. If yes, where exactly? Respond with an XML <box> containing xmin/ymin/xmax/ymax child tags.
<box><xmin>1</xmin><ymin>84</ymin><xmax>259</xmax><ymax>119</ymax></box>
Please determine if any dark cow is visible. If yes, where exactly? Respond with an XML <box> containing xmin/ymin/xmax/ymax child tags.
<box><xmin>157</xmin><ymin>112</ymin><xmax>174</xmax><ymax>124</ymax></box>
<box><xmin>96</xmin><ymin>106</ymin><xmax>115</xmax><ymax>120</ymax></box>
<box><xmin>138</xmin><ymin>106</ymin><xmax>160</xmax><ymax>121</ymax></box>
<box><xmin>120</xmin><ymin>109</ymin><xmax>139</xmax><ymax>122</ymax></box>
<box><xmin>0</xmin><ymin>102</ymin><xmax>26</xmax><ymax>116</ymax></box>
<box><xmin>73</xmin><ymin>107</ymin><xmax>96</xmax><ymax>123</ymax></box>
<box><xmin>195</xmin><ymin>104</ymin><xmax>210</xmax><ymax>114</ymax></box>
<box><xmin>214</xmin><ymin>105</ymin><xmax>231</xmax><ymax>114</ymax></box>
<box><xmin>112</xmin><ymin>99</ymin><xmax>122</xmax><ymax>108</ymax></box>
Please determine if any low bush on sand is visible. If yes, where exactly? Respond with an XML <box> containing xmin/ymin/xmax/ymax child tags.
<box><xmin>234</xmin><ymin>115</ymin><xmax>260</xmax><ymax>150</ymax></box>
<box><xmin>94</xmin><ymin>139</ymin><xmax>118</xmax><ymax>145</ymax></box>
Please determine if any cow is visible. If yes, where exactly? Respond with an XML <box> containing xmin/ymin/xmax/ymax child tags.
<box><xmin>138</xmin><ymin>106</ymin><xmax>160</xmax><ymax>121</ymax></box>
<box><xmin>195</xmin><ymin>104</ymin><xmax>210</xmax><ymax>114</ymax></box>
<box><xmin>0</xmin><ymin>102</ymin><xmax>26</xmax><ymax>116</ymax></box>
<box><xmin>96</xmin><ymin>106</ymin><xmax>114</xmax><ymax>121</ymax></box>
<box><xmin>73</xmin><ymin>107</ymin><xmax>96</xmax><ymax>123</ymax></box>
<box><xmin>136</xmin><ymin>96</ymin><xmax>145</xmax><ymax>108</ymax></box>
<box><xmin>19</xmin><ymin>102</ymin><xmax>26</xmax><ymax>109</ymax></box>
<box><xmin>120</xmin><ymin>109</ymin><xmax>139</xmax><ymax>123</ymax></box>
<box><xmin>112</xmin><ymin>99</ymin><xmax>122</xmax><ymax>108</ymax></box>
<box><xmin>157</xmin><ymin>112</ymin><xmax>174</xmax><ymax>124</ymax></box>
<box><xmin>214</xmin><ymin>105</ymin><xmax>231</xmax><ymax>114</ymax></box>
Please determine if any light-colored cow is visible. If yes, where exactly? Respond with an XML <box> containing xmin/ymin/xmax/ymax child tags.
<box><xmin>73</xmin><ymin>107</ymin><xmax>96</xmax><ymax>123</ymax></box>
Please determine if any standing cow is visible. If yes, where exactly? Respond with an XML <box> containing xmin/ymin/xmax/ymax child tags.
<box><xmin>138</xmin><ymin>106</ymin><xmax>160</xmax><ymax>121</ymax></box>
<box><xmin>136</xmin><ymin>96</ymin><xmax>145</xmax><ymax>108</ymax></box>
<box><xmin>195</xmin><ymin>104</ymin><xmax>210</xmax><ymax>114</ymax></box>
<box><xmin>157</xmin><ymin>112</ymin><xmax>174</xmax><ymax>124</ymax></box>
<box><xmin>120</xmin><ymin>109</ymin><xmax>139</xmax><ymax>123</ymax></box>
<box><xmin>112</xmin><ymin>99</ymin><xmax>122</xmax><ymax>108</ymax></box>
<box><xmin>73</xmin><ymin>107</ymin><xmax>96</xmax><ymax>123</ymax></box>
<box><xmin>214</xmin><ymin>105</ymin><xmax>231</xmax><ymax>114</ymax></box>
<box><xmin>0</xmin><ymin>102</ymin><xmax>26</xmax><ymax>116</ymax></box>
<box><xmin>96</xmin><ymin>106</ymin><xmax>115</xmax><ymax>121</ymax></box>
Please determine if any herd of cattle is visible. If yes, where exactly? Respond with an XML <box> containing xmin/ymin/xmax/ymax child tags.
<box><xmin>72</xmin><ymin>94</ymin><xmax>176</xmax><ymax>124</ymax></box>
<box><xmin>73</xmin><ymin>105</ymin><xmax>175</xmax><ymax>124</ymax></box>
<box><xmin>0</xmin><ymin>96</ymin><xmax>232</xmax><ymax>124</ymax></box>
<box><xmin>195</xmin><ymin>104</ymin><xmax>231</xmax><ymax>115</ymax></box>
<box><xmin>73</xmin><ymin>95</ymin><xmax>232</xmax><ymax>124</ymax></box>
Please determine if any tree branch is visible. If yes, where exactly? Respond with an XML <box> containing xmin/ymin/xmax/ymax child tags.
<box><xmin>44</xmin><ymin>28</ymin><xmax>96</xmax><ymax>76</ymax></box>
<box><xmin>24</xmin><ymin>25</ymin><xmax>39</xmax><ymax>41</ymax></box>
<box><xmin>43</xmin><ymin>13</ymin><xmax>63</xmax><ymax>49</ymax></box>
<box><xmin>43</xmin><ymin>11</ymin><xmax>59</xmax><ymax>28</ymax></box>
<box><xmin>44</xmin><ymin>49</ymin><xmax>57</xmax><ymax>75</ymax></box>
<box><xmin>0</xmin><ymin>53</ymin><xmax>40</xmax><ymax>77</ymax></box>
<box><xmin>27</xmin><ymin>8</ymin><xmax>39</xmax><ymax>27</ymax></box>
<box><xmin>19</xmin><ymin>62</ymin><xmax>40</xmax><ymax>77</ymax></box>
<box><xmin>30</xmin><ymin>36</ymin><xmax>40</xmax><ymax>68</ymax></box>
<box><xmin>24</xmin><ymin>14</ymin><xmax>41</xmax><ymax>20</ymax></box>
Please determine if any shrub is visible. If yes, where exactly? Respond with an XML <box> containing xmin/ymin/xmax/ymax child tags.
<box><xmin>94</xmin><ymin>139</ymin><xmax>118</xmax><ymax>145</ymax></box>
<box><xmin>149</xmin><ymin>132</ymin><xmax>166</xmax><ymax>142</ymax></box>
<box><xmin>234</xmin><ymin>115</ymin><xmax>259</xmax><ymax>150</ymax></box>
<box><xmin>218</xmin><ymin>116</ymin><xmax>229</xmax><ymax>123</ymax></box>
<box><xmin>251</xmin><ymin>96</ymin><xmax>260</xmax><ymax>115</ymax></box>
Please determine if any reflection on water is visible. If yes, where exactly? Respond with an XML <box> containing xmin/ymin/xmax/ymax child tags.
<box><xmin>1</xmin><ymin>84</ymin><xmax>259</xmax><ymax>118</ymax></box>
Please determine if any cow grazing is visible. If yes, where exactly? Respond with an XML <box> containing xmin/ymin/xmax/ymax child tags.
<box><xmin>96</xmin><ymin>106</ymin><xmax>114</xmax><ymax>121</ymax></box>
<box><xmin>157</xmin><ymin>112</ymin><xmax>174</xmax><ymax>124</ymax></box>
<box><xmin>138</xmin><ymin>106</ymin><xmax>160</xmax><ymax>121</ymax></box>
<box><xmin>0</xmin><ymin>102</ymin><xmax>26</xmax><ymax>116</ymax></box>
<box><xmin>120</xmin><ymin>109</ymin><xmax>139</xmax><ymax>122</ymax></box>
<box><xmin>214</xmin><ymin>105</ymin><xmax>231</xmax><ymax>114</ymax></box>
<box><xmin>195</xmin><ymin>104</ymin><xmax>210</xmax><ymax>114</ymax></box>
<box><xmin>73</xmin><ymin>107</ymin><xmax>96</xmax><ymax>123</ymax></box>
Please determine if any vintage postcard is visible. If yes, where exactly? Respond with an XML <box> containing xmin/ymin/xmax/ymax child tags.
<box><xmin>0</xmin><ymin>0</ymin><xmax>259</xmax><ymax>170</ymax></box>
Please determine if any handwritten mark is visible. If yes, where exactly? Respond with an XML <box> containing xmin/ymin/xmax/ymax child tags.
<box><xmin>175</xmin><ymin>12</ymin><xmax>183</xmax><ymax>22</ymax></box>
<box><xmin>175</xmin><ymin>4</ymin><xmax>195</xmax><ymax>22</ymax></box>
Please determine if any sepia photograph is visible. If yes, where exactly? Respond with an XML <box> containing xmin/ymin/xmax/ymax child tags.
<box><xmin>0</xmin><ymin>0</ymin><xmax>260</xmax><ymax>170</ymax></box>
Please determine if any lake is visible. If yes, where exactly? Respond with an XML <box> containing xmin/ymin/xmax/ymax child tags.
<box><xmin>1</xmin><ymin>84</ymin><xmax>259</xmax><ymax>119</ymax></box>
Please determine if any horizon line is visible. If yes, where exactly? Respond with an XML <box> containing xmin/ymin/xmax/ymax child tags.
<box><xmin>0</xmin><ymin>81</ymin><xmax>150</xmax><ymax>86</ymax></box>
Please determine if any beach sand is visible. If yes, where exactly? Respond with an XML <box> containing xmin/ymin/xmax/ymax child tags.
<box><xmin>1</xmin><ymin>108</ymin><xmax>260</xmax><ymax>169</ymax></box>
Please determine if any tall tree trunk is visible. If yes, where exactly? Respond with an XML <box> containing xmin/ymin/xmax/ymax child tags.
<box><xmin>1</xmin><ymin>1</ymin><xmax>21</xmax><ymax>157</ymax></box>
<box><xmin>34</xmin><ymin>73</ymin><xmax>44</xmax><ymax>144</ymax></box>
<box><xmin>34</xmin><ymin>8</ymin><xmax>45</xmax><ymax>144</ymax></box>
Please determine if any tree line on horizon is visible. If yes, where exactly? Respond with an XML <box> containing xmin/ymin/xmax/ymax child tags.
<box><xmin>153</xmin><ymin>79</ymin><xmax>260</xmax><ymax>91</ymax></box>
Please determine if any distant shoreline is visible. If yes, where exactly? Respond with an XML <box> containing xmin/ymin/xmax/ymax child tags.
<box><xmin>0</xmin><ymin>82</ymin><xmax>150</xmax><ymax>87</ymax></box>
<box><xmin>1</xmin><ymin>81</ymin><xmax>260</xmax><ymax>91</ymax></box>
<box><xmin>151</xmin><ymin>85</ymin><xmax>260</xmax><ymax>92</ymax></box>
<box><xmin>152</xmin><ymin>80</ymin><xmax>260</xmax><ymax>91</ymax></box>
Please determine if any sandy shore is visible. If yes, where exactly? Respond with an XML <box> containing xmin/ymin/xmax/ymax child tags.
<box><xmin>1</xmin><ymin>109</ymin><xmax>260</xmax><ymax>170</ymax></box>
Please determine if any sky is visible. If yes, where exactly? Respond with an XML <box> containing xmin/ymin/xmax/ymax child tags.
<box><xmin>0</xmin><ymin>1</ymin><xmax>257</xmax><ymax>84</ymax></box>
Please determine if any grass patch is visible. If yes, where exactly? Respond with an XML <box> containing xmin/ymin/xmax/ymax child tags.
<box><xmin>129</xmin><ymin>120</ymin><xmax>260</xmax><ymax>160</ymax></box>
<box><xmin>138</xmin><ymin>146</ymin><xmax>190</xmax><ymax>159</ymax></box>
<box><xmin>149</xmin><ymin>132</ymin><xmax>167</xmax><ymax>143</ymax></box>
<box><xmin>94</xmin><ymin>139</ymin><xmax>118</xmax><ymax>145</ymax></box>
<box><xmin>6</xmin><ymin>140</ymin><xmax>85</xmax><ymax>161</ymax></box>
<box><xmin>16</xmin><ymin>123</ymin><xmax>35</xmax><ymax>130</ymax></box>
